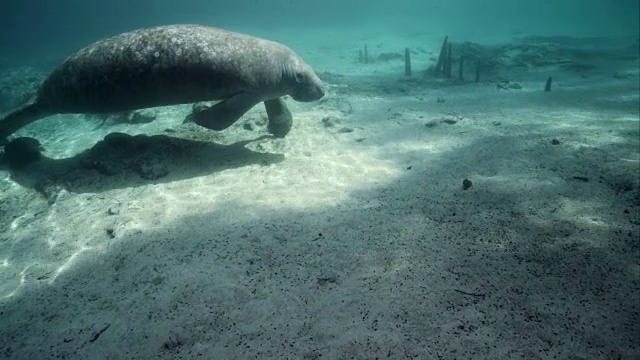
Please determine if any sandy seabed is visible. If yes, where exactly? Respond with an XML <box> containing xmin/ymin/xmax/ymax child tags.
<box><xmin>0</xmin><ymin>26</ymin><xmax>638</xmax><ymax>359</ymax></box>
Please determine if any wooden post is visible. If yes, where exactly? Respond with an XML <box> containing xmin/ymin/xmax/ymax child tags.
<box><xmin>405</xmin><ymin>48</ymin><xmax>412</xmax><ymax>77</ymax></box>
<box><xmin>364</xmin><ymin>45</ymin><xmax>369</xmax><ymax>64</ymax></box>
<box><xmin>445</xmin><ymin>43</ymin><xmax>453</xmax><ymax>78</ymax></box>
<box><xmin>545</xmin><ymin>76</ymin><xmax>553</xmax><ymax>92</ymax></box>
<box><xmin>435</xmin><ymin>35</ymin><xmax>448</xmax><ymax>74</ymax></box>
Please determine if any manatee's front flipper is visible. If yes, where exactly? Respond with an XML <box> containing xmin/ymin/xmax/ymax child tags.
<box><xmin>264</xmin><ymin>98</ymin><xmax>293</xmax><ymax>138</ymax></box>
<box><xmin>192</xmin><ymin>92</ymin><xmax>261</xmax><ymax>131</ymax></box>
<box><xmin>0</xmin><ymin>98</ymin><xmax>50</xmax><ymax>146</ymax></box>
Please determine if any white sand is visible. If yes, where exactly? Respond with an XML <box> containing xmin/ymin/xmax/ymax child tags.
<box><xmin>0</xmin><ymin>27</ymin><xmax>638</xmax><ymax>359</ymax></box>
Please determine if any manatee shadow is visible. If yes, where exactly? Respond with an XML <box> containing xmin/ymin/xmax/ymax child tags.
<box><xmin>1</xmin><ymin>132</ymin><xmax>284</xmax><ymax>195</ymax></box>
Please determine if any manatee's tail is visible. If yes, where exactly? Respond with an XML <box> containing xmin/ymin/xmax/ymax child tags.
<box><xmin>0</xmin><ymin>99</ymin><xmax>50</xmax><ymax>146</ymax></box>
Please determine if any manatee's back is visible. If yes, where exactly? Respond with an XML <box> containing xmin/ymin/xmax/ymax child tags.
<box><xmin>37</xmin><ymin>24</ymin><xmax>287</xmax><ymax>113</ymax></box>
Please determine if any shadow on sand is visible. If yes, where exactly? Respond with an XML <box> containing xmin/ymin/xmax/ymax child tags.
<box><xmin>0</xmin><ymin>132</ymin><xmax>284</xmax><ymax>196</ymax></box>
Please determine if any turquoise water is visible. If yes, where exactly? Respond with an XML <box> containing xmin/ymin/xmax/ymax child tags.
<box><xmin>1</xmin><ymin>0</ymin><xmax>638</xmax><ymax>64</ymax></box>
<box><xmin>0</xmin><ymin>1</ymin><xmax>638</xmax><ymax>359</ymax></box>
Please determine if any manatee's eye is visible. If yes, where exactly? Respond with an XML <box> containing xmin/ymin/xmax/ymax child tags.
<box><xmin>295</xmin><ymin>71</ymin><xmax>305</xmax><ymax>83</ymax></box>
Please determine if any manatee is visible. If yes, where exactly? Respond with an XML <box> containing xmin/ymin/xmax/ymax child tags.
<box><xmin>0</xmin><ymin>24</ymin><xmax>325</xmax><ymax>144</ymax></box>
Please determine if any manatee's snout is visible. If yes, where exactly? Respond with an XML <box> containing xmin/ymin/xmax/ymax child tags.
<box><xmin>306</xmin><ymin>75</ymin><xmax>326</xmax><ymax>101</ymax></box>
<box><xmin>291</xmin><ymin>72</ymin><xmax>326</xmax><ymax>102</ymax></box>
<box><xmin>315</xmin><ymin>79</ymin><xmax>327</xmax><ymax>98</ymax></box>
<box><xmin>287</xmin><ymin>56</ymin><xmax>326</xmax><ymax>102</ymax></box>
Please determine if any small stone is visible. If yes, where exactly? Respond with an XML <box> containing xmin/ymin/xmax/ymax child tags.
<box><xmin>192</xmin><ymin>101</ymin><xmax>212</xmax><ymax>113</ymax></box>
<box><xmin>321</xmin><ymin>116</ymin><xmax>341</xmax><ymax>128</ymax></box>
<box><xmin>128</xmin><ymin>109</ymin><xmax>156</xmax><ymax>124</ymax></box>
<box><xmin>462</xmin><ymin>179</ymin><xmax>472</xmax><ymax>190</ymax></box>
<box><xmin>441</xmin><ymin>115</ymin><xmax>461</xmax><ymax>125</ymax></box>
<box><xmin>337</xmin><ymin>127</ymin><xmax>354</xmax><ymax>133</ymax></box>
<box><xmin>425</xmin><ymin>120</ymin><xmax>439</xmax><ymax>128</ymax></box>
<box><xmin>243</xmin><ymin>119</ymin><xmax>258</xmax><ymax>131</ymax></box>
<box><xmin>106</xmin><ymin>227</ymin><xmax>116</xmax><ymax>239</ymax></box>
<box><xmin>316</xmin><ymin>270</ymin><xmax>340</xmax><ymax>285</ymax></box>
<box><xmin>436</xmin><ymin>97</ymin><xmax>446</xmax><ymax>103</ymax></box>
<box><xmin>508</xmin><ymin>82</ymin><xmax>523</xmax><ymax>89</ymax></box>
<box><xmin>551</xmin><ymin>139</ymin><xmax>561</xmax><ymax>145</ymax></box>
<box><xmin>183</xmin><ymin>102</ymin><xmax>213</xmax><ymax>123</ymax></box>
<box><xmin>107</xmin><ymin>207</ymin><xmax>120</xmax><ymax>216</ymax></box>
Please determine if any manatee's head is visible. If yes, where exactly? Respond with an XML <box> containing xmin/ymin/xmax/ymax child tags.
<box><xmin>282</xmin><ymin>54</ymin><xmax>326</xmax><ymax>102</ymax></box>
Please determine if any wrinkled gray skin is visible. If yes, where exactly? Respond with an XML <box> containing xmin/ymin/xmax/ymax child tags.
<box><xmin>0</xmin><ymin>24</ymin><xmax>325</xmax><ymax>143</ymax></box>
